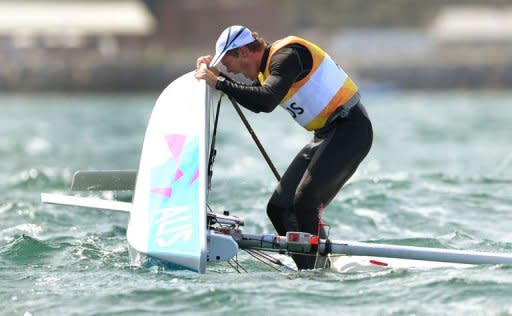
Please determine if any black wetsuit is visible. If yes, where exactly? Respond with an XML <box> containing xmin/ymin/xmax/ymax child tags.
<box><xmin>216</xmin><ymin>43</ymin><xmax>373</xmax><ymax>270</ymax></box>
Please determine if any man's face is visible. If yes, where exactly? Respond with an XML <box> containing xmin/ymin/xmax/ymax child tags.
<box><xmin>220</xmin><ymin>47</ymin><xmax>258</xmax><ymax>80</ymax></box>
<box><xmin>221</xmin><ymin>54</ymin><xmax>241</xmax><ymax>75</ymax></box>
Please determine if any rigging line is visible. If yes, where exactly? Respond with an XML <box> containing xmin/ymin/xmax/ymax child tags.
<box><xmin>252</xmin><ymin>249</ymin><xmax>287</xmax><ymax>267</ymax></box>
<box><xmin>227</xmin><ymin>260</ymin><xmax>242</xmax><ymax>273</ymax></box>
<box><xmin>245</xmin><ymin>249</ymin><xmax>296</xmax><ymax>272</ymax></box>
<box><xmin>227</xmin><ymin>95</ymin><xmax>281</xmax><ymax>182</ymax></box>
<box><xmin>252</xmin><ymin>249</ymin><xmax>297</xmax><ymax>272</ymax></box>
<box><xmin>247</xmin><ymin>249</ymin><xmax>280</xmax><ymax>265</ymax></box>
<box><xmin>208</xmin><ymin>92</ymin><xmax>224</xmax><ymax>190</ymax></box>
<box><xmin>228</xmin><ymin>252</ymin><xmax>248</xmax><ymax>273</ymax></box>
<box><xmin>245</xmin><ymin>249</ymin><xmax>285</xmax><ymax>272</ymax></box>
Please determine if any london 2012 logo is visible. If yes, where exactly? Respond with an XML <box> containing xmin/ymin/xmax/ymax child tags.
<box><xmin>148</xmin><ymin>134</ymin><xmax>200</xmax><ymax>250</ymax></box>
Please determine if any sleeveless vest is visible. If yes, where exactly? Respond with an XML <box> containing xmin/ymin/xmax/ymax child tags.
<box><xmin>258</xmin><ymin>36</ymin><xmax>358</xmax><ymax>130</ymax></box>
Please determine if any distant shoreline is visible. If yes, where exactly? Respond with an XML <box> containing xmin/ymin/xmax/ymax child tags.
<box><xmin>1</xmin><ymin>61</ymin><xmax>512</xmax><ymax>92</ymax></box>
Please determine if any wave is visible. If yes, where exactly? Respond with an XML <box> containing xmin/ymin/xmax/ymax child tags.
<box><xmin>3</xmin><ymin>167</ymin><xmax>72</xmax><ymax>191</ymax></box>
<box><xmin>0</xmin><ymin>234</ymin><xmax>60</xmax><ymax>264</ymax></box>
<box><xmin>0</xmin><ymin>233</ymin><xmax>130</xmax><ymax>271</ymax></box>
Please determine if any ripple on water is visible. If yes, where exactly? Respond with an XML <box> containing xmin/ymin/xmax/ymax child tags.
<box><xmin>5</xmin><ymin>168</ymin><xmax>72</xmax><ymax>191</ymax></box>
<box><xmin>0</xmin><ymin>235</ymin><xmax>60</xmax><ymax>264</ymax></box>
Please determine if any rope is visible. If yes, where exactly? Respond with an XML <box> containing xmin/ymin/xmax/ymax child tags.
<box><xmin>227</xmin><ymin>96</ymin><xmax>281</xmax><ymax>182</ymax></box>
<box><xmin>207</xmin><ymin>93</ymin><xmax>224</xmax><ymax>190</ymax></box>
<box><xmin>245</xmin><ymin>249</ymin><xmax>296</xmax><ymax>272</ymax></box>
<box><xmin>227</xmin><ymin>252</ymin><xmax>248</xmax><ymax>274</ymax></box>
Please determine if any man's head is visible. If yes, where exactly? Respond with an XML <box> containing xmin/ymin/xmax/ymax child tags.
<box><xmin>210</xmin><ymin>25</ymin><xmax>266</xmax><ymax>80</ymax></box>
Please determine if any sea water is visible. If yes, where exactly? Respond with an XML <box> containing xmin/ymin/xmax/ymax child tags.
<box><xmin>1</xmin><ymin>91</ymin><xmax>511</xmax><ymax>315</ymax></box>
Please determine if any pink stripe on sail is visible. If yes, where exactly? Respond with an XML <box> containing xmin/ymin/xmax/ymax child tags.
<box><xmin>150</xmin><ymin>187</ymin><xmax>172</xmax><ymax>198</ymax></box>
<box><xmin>165</xmin><ymin>134</ymin><xmax>186</xmax><ymax>163</ymax></box>
<box><xmin>174</xmin><ymin>169</ymin><xmax>183</xmax><ymax>182</ymax></box>
<box><xmin>189</xmin><ymin>168</ymin><xmax>199</xmax><ymax>185</ymax></box>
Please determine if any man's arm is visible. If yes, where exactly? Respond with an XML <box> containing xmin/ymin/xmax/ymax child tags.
<box><xmin>216</xmin><ymin>46</ymin><xmax>312</xmax><ymax>113</ymax></box>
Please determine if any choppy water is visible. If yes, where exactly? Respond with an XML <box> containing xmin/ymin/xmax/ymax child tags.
<box><xmin>1</xmin><ymin>90</ymin><xmax>512</xmax><ymax>315</ymax></box>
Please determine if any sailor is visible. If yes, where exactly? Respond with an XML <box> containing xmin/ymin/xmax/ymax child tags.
<box><xmin>195</xmin><ymin>25</ymin><xmax>373</xmax><ymax>270</ymax></box>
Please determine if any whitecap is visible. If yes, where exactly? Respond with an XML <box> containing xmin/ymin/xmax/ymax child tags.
<box><xmin>1</xmin><ymin>223</ymin><xmax>43</xmax><ymax>238</ymax></box>
<box><xmin>24</xmin><ymin>137</ymin><xmax>51</xmax><ymax>155</ymax></box>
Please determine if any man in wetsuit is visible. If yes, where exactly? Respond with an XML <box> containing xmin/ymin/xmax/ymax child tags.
<box><xmin>195</xmin><ymin>25</ymin><xmax>373</xmax><ymax>270</ymax></box>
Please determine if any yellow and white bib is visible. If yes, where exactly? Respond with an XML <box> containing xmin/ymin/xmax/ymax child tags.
<box><xmin>258</xmin><ymin>36</ymin><xmax>358</xmax><ymax>131</ymax></box>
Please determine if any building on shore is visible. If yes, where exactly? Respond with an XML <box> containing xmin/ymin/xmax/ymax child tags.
<box><xmin>0</xmin><ymin>0</ymin><xmax>157</xmax><ymax>90</ymax></box>
<box><xmin>1</xmin><ymin>1</ymin><xmax>511</xmax><ymax>91</ymax></box>
<box><xmin>330</xmin><ymin>5</ymin><xmax>512</xmax><ymax>90</ymax></box>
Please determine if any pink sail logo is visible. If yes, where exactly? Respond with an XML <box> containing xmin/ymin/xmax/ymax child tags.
<box><xmin>148</xmin><ymin>134</ymin><xmax>200</xmax><ymax>250</ymax></box>
<box><xmin>150</xmin><ymin>134</ymin><xmax>199</xmax><ymax>200</ymax></box>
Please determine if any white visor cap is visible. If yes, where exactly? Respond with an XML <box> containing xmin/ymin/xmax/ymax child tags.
<box><xmin>210</xmin><ymin>25</ymin><xmax>254</xmax><ymax>67</ymax></box>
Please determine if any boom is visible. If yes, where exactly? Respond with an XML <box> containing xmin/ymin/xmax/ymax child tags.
<box><xmin>235</xmin><ymin>232</ymin><xmax>512</xmax><ymax>265</ymax></box>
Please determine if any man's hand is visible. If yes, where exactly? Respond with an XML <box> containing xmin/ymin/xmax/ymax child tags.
<box><xmin>196</xmin><ymin>55</ymin><xmax>214</xmax><ymax>69</ymax></box>
<box><xmin>195</xmin><ymin>56</ymin><xmax>220</xmax><ymax>87</ymax></box>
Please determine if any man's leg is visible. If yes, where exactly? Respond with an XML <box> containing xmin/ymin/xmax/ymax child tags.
<box><xmin>293</xmin><ymin>104</ymin><xmax>373</xmax><ymax>269</ymax></box>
